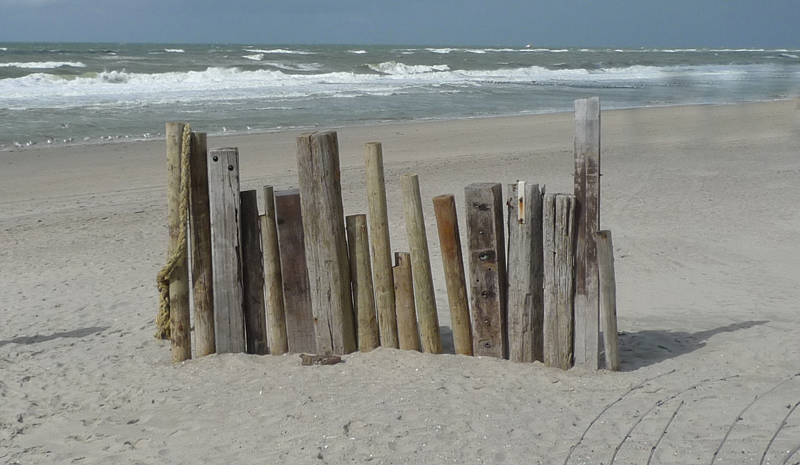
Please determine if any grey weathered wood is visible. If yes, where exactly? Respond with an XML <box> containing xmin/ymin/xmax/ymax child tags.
<box><xmin>596</xmin><ymin>230</ymin><xmax>619</xmax><ymax>371</ymax></box>
<box><xmin>165</xmin><ymin>122</ymin><xmax>191</xmax><ymax>361</ymax></box>
<box><xmin>365</xmin><ymin>142</ymin><xmax>399</xmax><ymax>348</ymax></box>
<box><xmin>543</xmin><ymin>193</ymin><xmax>576</xmax><ymax>370</ymax></box>
<box><xmin>207</xmin><ymin>147</ymin><xmax>245</xmax><ymax>353</ymax></box>
<box><xmin>465</xmin><ymin>183</ymin><xmax>507</xmax><ymax>359</ymax></box>
<box><xmin>189</xmin><ymin>131</ymin><xmax>215</xmax><ymax>357</ymax></box>
<box><xmin>432</xmin><ymin>194</ymin><xmax>473</xmax><ymax>356</ymax></box>
<box><xmin>296</xmin><ymin>131</ymin><xmax>356</xmax><ymax>355</ymax></box>
<box><xmin>506</xmin><ymin>182</ymin><xmax>544</xmax><ymax>363</ymax></box>
<box><xmin>346</xmin><ymin>214</ymin><xmax>380</xmax><ymax>352</ymax></box>
<box><xmin>262</xmin><ymin>186</ymin><xmax>288</xmax><ymax>355</ymax></box>
<box><xmin>393</xmin><ymin>252</ymin><xmax>420</xmax><ymax>351</ymax></box>
<box><xmin>401</xmin><ymin>174</ymin><xmax>441</xmax><ymax>354</ymax></box>
<box><xmin>274</xmin><ymin>189</ymin><xmax>315</xmax><ymax>353</ymax></box>
<box><xmin>240</xmin><ymin>189</ymin><xmax>268</xmax><ymax>355</ymax></box>
<box><xmin>573</xmin><ymin>97</ymin><xmax>601</xmax><ymax>370</ymax></box>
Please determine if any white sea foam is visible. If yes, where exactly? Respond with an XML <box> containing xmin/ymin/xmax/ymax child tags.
<box><xmin>0</xmin><ymin>61</ymin><xmax>86</xmax><ymax>69</ymax></box>
<box><xmin>263</xmin><ymin>61</ymin><xmax>323</xmax><ymax>72</ymax></box>
<box><xmin>243</xmin><ymin>54</ymin><xmax>264</xmax><ymax>61</ymax></box>
<box><xmin>244</xmin><ymin>48</ymin><xmax>314</xmax><ymax>55</ymax></box>
<box><xmin>368</xmin><ymin>61</ymin><xmax>450</xmax><ymax>75</ymax></box>
<box><xmin>0</xmin><ymin>48</ymin><xmax>7</xmax><ymax>51</ymax></box>
<box><xmin>164</xmin><ymin>49</ymin><xmax>185</xmax><ymax>53</ymax></box>
<box><xmin>348</xmin><ymin>50</ymin><xmax>367</xmax><ymax>54</ymax></box>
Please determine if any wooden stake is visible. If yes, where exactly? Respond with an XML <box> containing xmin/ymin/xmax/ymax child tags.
<box><xmin>506</xmin><ymin>182</ymin><xmax>544</xmax><ymax>362</ymax></box>
<box><xmin>240</xmin><ymin>189</ymin><xmax>268</xmax><ymax>355</ymax></box>
<box><xmin>346</xmin><ymin>214</ymin><xmax>380</xmax><ymax>351</ymax></box>
<box><xmin>188</xmin><ymin>132</ymin><xmax>215</xmax><ymax>356</ymax></box>
<box><xmin>296</xmin><ymin>131</ymin><xmax>356</xmax><ymax>355</ymax></box>
<box><xmin>393</xmin><ymin>252</ymin><xmax>420</xmax><ymax>351</ymax></box>
<box><xmin>262</xmin><ymin>186</ymin><xmax>288</xmax><ymax>355</ymax></box>
<box><xmin>365</xmin><ymin>142</ymin><xmax>399</xmax><ymax>348</ymax></box>
<box><xmin>432</xmin><ymin>194</ymin><xmax>473</xmax><ymax>356</ymax></box>
<box><xmin>165</xmin><ymin>122</ymin><xmax>191</xmax><ymax>362</ymax></box>
<box><xmin>401</xmin><ymin>174</ymin><xmax>441</xmax><ymax>354</ymax></box>
<box><xmin>207</xmin><ymin>147</ymin><xmax>245</xmax><ymax>353</ymax></box>
<box><xmin>274</xmin><ymin>189</ymin><xmax>315</xmax><ymax>353</ymax></box>
<box><xmin>573</xmin><ymin>97</ymin><xmax>601</xmax><ymax>370</ymax></box>
<box><xmin>465</xmin><ymin>183</ymin><xmax>507</xmax><ymax>359</ymax></box>
<box><xmin>596</xmin><ymin>230</ymin><xmax>619</xmax><ymax>371</ymax></box>
<box><xmin>543</xmin><ymin>193</ymin><xmax>576</xmax><ymax>370</ymax></box>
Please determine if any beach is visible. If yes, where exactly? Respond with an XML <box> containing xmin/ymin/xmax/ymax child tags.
<box><xmin>1</xmin><ymin>100</ymin><xmax>799</xmax><ymax>464</ymax></box>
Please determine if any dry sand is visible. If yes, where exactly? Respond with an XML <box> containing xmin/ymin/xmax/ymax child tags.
<box><xmin>1</xmin><ymin>100</ymin><xmax>799</xmax><ymax>464</ymax></box>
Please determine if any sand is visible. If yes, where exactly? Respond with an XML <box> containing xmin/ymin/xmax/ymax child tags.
<box><xmin>1</xmin><ymin>100</ymin><xmax>799</xmax><ymax>464</ymax></box>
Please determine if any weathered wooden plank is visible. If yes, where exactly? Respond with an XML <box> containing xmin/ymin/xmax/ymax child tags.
<box><xmin>465</xmin><ymin>183</ymin><xmax>507</xmax><ymax>358</ymax></box>
<box><xmin>596</xmin><ymin>230</ymin><xmax>620</xmax><ymax>371</ymax></box>
<box><xmin>188</xmin><ymin>131</ymin><xmax>215</xmax><ymax>357</ymax></box>
<box><xmin>401</xmin><ymin>174</ymin><xmax>441</xmax><ymax>354</ymax></box>
<box><xmin>364</xmin><ymin>142</ymin><xmax>399</xmax><ymax>348</ymax></box>
<box><xmin>393</xmin><ymin>252</ymin><xmax>420</xmax><ymax>351</ymax></box>
<box><xmin>432</xmin><ymin>194</ymin><xmax>473</xmax><ymax>356</ymax></box>
<box><xmin>274</xmin><ymin>189</ymin><xmax>315</xmax><ymax>353</ymax></box>
<box><xmin>573</xmin><ymin>96</ymin><xmax>601</xmax><ymax>370</ymax></box>
<box><xmin>207</xmin><ymin>147</ymin><xmax>245</xmax><ymax>353</ymax></box>
<box><xmin>346</xmin><ymin>214</ymin><xmax>380</xmax><ymax>351</ymax></box>
<box><xmin>296</xmin><ymin>131</ymin><xmax>356</xmax><ymax>355</ymax></box>
<box><xmin>262</xmin><ymin>186</ymin><xmax>288</xmax><ymax>355</ymax></box>
<box><xmin>165</xmin><ymin>122</ymin><xmax>191</xmax><ymax>361</ymax></box>
<box><xmin>543</xmin><ymin>193</ymin><xmax>576</xmax><ymax>370</ymax></box>
<box><xmin>506</xmin><ymin>182</ymin><xmax>544</xmax><ymax>363</ymax></box>
<box><xmin>240</xmin><ymin>189</ymin><xmax>268</xmax><ymax>355</ymax></box>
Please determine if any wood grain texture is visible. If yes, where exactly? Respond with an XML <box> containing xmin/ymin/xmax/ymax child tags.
<box><xmin>165</xmin><ymin>122</ymin><xmax>191</xmax><ymax>361</ymax></box>
<box><xmin>274</xmin><ymin>189</ymin><xmax>316</xmax><ymax>353</ymax></box>
<box><xmin>506</xmin><ymin>182</ymin><xmax>544</xmax><ymax>362</ymax></box>
<box><xmin>262</xmin><ymin>186</ymin><xmax>288</xmax><ymax>355</ymax></box>
<box><xmin>543</xmin><ymin>193</ymin><xmax>576</xmax><ymax>370</ymax></box>
<box><xmin>465</xmin><ymin>183</ymin><xmax>507</xmax><ymax>359</ymax></box>
<box><xmin>596</xmin><ymin>230</ymin><xmax>619</xmax><ymax>371</ymax></box>
<box><xmin>188</xmin><ymin>132</ymin><xmax>215</xmax><ymax>356</ymax></box>
<box><xmin>364</xmin><ymin>142</ymin><xmax>399</xmax><ymax>348</ymax></box>
<box><xmin>393</xmin><ymin>252</ymin><xmax>420</xmax><ymax>351</ymax></box>
<box><xmin>240</xmin><ymin>189</ymin><xmax>268</xmax><ymax>355</ymax></box>
<box><xmin>432</xmin><ymin>194</ymin><xmax>473</xmax><ymax>356</ymax></box>
<box><xmin>296</xmin><ymin>131</ymin><xmax>356</xmax><ymax>355</ymax></box>
<box><xmin>401</xmin><ymin>174</ymin><xmax>441</xmax><ymax>354</ymax></box>
<box><xmin>207</xmin><ymin>147</ymin><xmax>245</xmax><ymax>353</ymax></box>
<box><xmin>346</xmin><ymin>214</ymin><xmax>380</xmax><ymax>352</ymax></box>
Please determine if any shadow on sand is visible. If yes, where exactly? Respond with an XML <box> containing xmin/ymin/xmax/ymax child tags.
<box><xmin>0</xmin><ymin>326</ymin><xmax>108</xmax><ymax>348</ymax></box>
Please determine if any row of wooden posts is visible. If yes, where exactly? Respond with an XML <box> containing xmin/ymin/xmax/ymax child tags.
<box><xmin>163</xmin><ymin>96</ymin><xmax>620</xmax><ymax>371</ymax></box>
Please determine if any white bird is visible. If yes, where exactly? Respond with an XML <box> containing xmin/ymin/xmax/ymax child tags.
<box><xmin>13</xmin><ymin>141</ymin><xmax>23</xmax><ymax>148</ymax></box>
<box><xmin>46</xmin><ymin>138</ymin><xmax>53</xmax><ymax>144</ymax></box>
<box><xmin>222</xmin><ymin>126</ymin><xmax>228</xmax><ymax>132</ymax></box>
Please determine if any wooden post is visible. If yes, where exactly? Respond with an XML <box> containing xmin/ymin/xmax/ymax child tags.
<box><xmin>207</xmin><ymin>147</ymin><xmax>245</xmax><ymax>353</ymax></box>
<box><xmin>296</xmin><ymin>131</ymin><xmax>356</xmax><ymax>355</ymax></box>
<box><xmin>573</xmin><ymin>97</ymin><xmax>601</xmax><ymax>370</ymax></box>
<box><xmin>262</xmin><ymin>186</ymin><xmax>288</xmax><ymax>355</ymax></box>
<box><xmin>165</xmin><ymin>122</ymin><xmax>191</xmax><ymax>361</ymax></box>
<box><xmin>543</xmin><ymin>193</ymin><xmax>576</xmax><ymax>370</ymax></box>
<box><xmin>189</xmin><ymin>132</ymin><xmax>215</xmax><ymax>356</ymax></box>
<box><xmin>393</xmin><ymin>252</ymin><xmax>420</xmax><ymax>351</ymax></box>
<box><xmin>365</xmin><ymin>142</ymin><xmax>399</xmax><ymax>348</ymax></box>
<box><xmin>596</xmin><ymin>230</ymin><xmax>619</xmax><ymax>371</ymax></box>
<box><xmin>274</xmin><ymin>189</ymin><xmax>315</xmax><ymax>353</ymax></box>
<box><xmin>432</xmin><ymin>194</ymin><xmax>473</xmax><ymax>356</ymax></box>
<box><xmin>465</xmin><ymin>183</ymin><xmax>507</xmax><ymax>359</ymax></box>
<box><xmin>346</xmin><ymin>214</ymin><xmax>380</xmax><ymax>351</ymax></box>
<box><xmin>506</xmin><ymin>182</ymin><xmax>544</xmax><ymax>363</ymax></box>
<box><xmin>401</xmin><ymin>174</ymin><xmax>441</xmax><ymax>354</ymax></box>
<box><xmin>240</xmin><ymin>189</ymin><xmax>268</xmax><ymax>355</ymax></box>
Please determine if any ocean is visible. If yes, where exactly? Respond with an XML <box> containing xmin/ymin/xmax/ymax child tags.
<box><xmin>1</xmin><ymin>42</ymin><xmax>798</xmax><ymax>150</ymax></box>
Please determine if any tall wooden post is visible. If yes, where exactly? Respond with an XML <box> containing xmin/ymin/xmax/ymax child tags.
<box><xmin>240</xmin><ymin>189</ymin><xmax>268</xmax><ymax>355</ymax></box>
<box><xmin>401</xmin><ymin>174</ymin><xmax>441</xmax><ymax>354</ymax></box>
<box><xmin>506</xmin><ymin>182</ymin><xmax>544</xmax><ymax>363</ymax></box>
<box><xmin>207</xmin><ymin>147</ymin><xmax>245</xmax><ymax>353</ymax></box>
<box><xmin>262</xmin><ymin>186</ymin><xmax>288</xmax><ymax>355</ymax></box>
<box><xmin>365</xmin><ymin>142</ymin><xmax>399</xmax><ymax>348</ymax></box>
<box><xmin>432</xmin><ymin>194</ymin><xmax>473</xmax><ymax>356</ymax></box>
<box><xmin>296</xmin><ymin>131</ymin><xmax>356</xmax><ymax>355</ymax></box>
<box><xmin>274</xmin><ymin>189</ymin><xmax>316</xmax><ymax>353</ymax></box>
<box><xmin>346</xmin><ymin>214</ymin><xmax>380</xmax><ymax>352</ymax></box>
<box><xmin>189</xmin><ymin>132</ymin><xmax>215</xmax><ymax>356</ymax></box>
<box><xmin>573</xmin><ymin>97</ymin><xmax>601</xmax><ymax>370</ymax></box>
<box><xmin>165</xmin><ymin>122</ymin><xmax>191</xmax><ymax>361</ymax></box>
<box><xmin>543</xmin><ymin>193</ymin><xmax>576</xmax><ymax>370</ymax></box>
<box><xmin>596</xmin><ymin>230</ymin><xmax>620</xmax><ymax>371</ymax></box>
<box><xmin>465</xmin><ymin>183</ymin><xmax>507</xmax><ymax>359</ymax></box>
<box><xmin>393</xmin><ymin>252</ymin><xmax>420</xmax><ymax>351</ymax></box>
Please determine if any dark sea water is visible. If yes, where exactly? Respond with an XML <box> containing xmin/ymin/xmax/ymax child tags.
<box><xmin>1</xmin><ymin>42</ymin><xmax>798</xmax><ymax>149</ymax></box>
